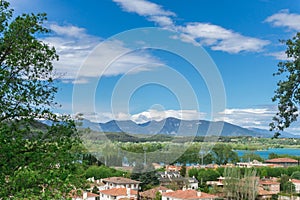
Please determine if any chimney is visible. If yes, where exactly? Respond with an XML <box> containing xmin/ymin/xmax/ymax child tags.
<box><xmin>83</xmin><ymin>191</ymin><xmax>88</xmax><ymax>199</ymax></box>
<box><xmin>127</xmin><ymin>188</ymin><xmax>131</xmax><ymax>198</ymax></box>
<box><xmin>197</xmin><ymin>191</ymin><xmax>201</xmax><ymax>197</ymax></box>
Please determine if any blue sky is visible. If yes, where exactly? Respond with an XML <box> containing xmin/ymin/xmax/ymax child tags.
<box><xmin>10</xmin><ymin>0</ymin><xmax>300</xmax><ymax>133</ymax></box>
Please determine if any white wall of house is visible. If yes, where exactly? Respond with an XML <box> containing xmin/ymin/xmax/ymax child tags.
<box><xmin>105</xmin><ymin>182</ymin><xmax>139</xmax><ymax>190</ymax></box>
<box><xmin>188</xmin><ymin>182</ymin><xmax>198</xmax><ymax>190</ymax></box>
<box><xmin>294</xmin><ymin>183</ymin><xmax>300</xmax><ymax>193</ymax></box>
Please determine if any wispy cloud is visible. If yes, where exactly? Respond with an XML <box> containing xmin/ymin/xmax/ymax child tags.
<box><xmin>265</xmin><ymin>9</ymin><xmax>300</xmax><ymax>31</ymax></box>
<box><xmin>113</xmin><ymin>0</ymin><xmax>175</xmax><ymax>17</ymax></box>
<box><xmin>78</xmin><ymin>109</ymin><xmax>206</xmax><ymax>124</ymax></box>
<box><xmin>78</xmin><ymin>106</ymin><xmax>300</xmax><ymax>134</ymax></box>
<box><xmin>215</xmin><ymin>106</ymin><xmax>300</xmax><ymax>134</ymax></box>
<box><xmin>113</xmin><ymin>0</ymin><xmax>269</xmax><ymax>53</ymax></box>
<box><xmin>266</xmin><ymin>51</ymin><xmax>291</xmax><ymax>61</ymax></box>
<box><xmin>43</xmin><ymin>23</ymin><xmax>162</xmax><ymax>83</ymax></box>
<box><xmin>178</xmin><ymin>23</ymin><xmax>269</xmax><ymax>53</ymax></box>
<box><xmin>215</xmin><ymin>107</ymin><xmax>276</xmax><ymax>129</ymax></box>
<box><xmin>131</xmin><ymin>109</ymin><xmax>206</xmax><ymax>124</ymax></box>
<box><xmin>264</xmin><ymin>9</ymin><xmax>300</xmax><ymax>60</ymax></box>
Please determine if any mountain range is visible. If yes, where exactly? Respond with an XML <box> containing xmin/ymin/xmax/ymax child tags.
<box><xmin>77</xmin><ymin>117</ymin><xmax>300</xmax><ymax>138</ymax></box>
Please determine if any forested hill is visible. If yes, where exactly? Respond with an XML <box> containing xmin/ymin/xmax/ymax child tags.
<box><xmin>76</xmin><ymin>117</ymin><xmax>300</xmax><ymax>138</ymax></box>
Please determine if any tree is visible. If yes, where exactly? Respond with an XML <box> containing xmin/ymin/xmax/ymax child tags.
<box><xmin>131</xmin><ymin>163</ymin><xmax>159</xmax><ymax>190</ymax></box>
<box><xmin>270</xmin><ymin>32</ymin><xmax>300</xmax><ymax>134</ymax></box>
<box><xmin>154</xmin><ymin>191</ymin><xmax>162</xmax><ymax>200</ymax></box>
<box><xmin>223</xmin><ymin>167</ymin><xmax>258</xmax><ymax>200</ymax></box>
<box><xmin>197</xmin><ymin>169</ymin><xmax>220</xmax><ymax>186</ymax></box>
<box><xmin>0</xmin><ymin>1</ymin><xmax>85</xmax><ymax>198</ymax></box>
<box><xmin>211</xmin><ymin>144</ymin><xmax>239</xmax><ymax>165</ymax></box>
<box><xmin>291</xmin><ymin>171</ymin><xmax>300</xmax><ymax>180</ymax></box>
<box><xmin>179</xmin><ymin>164</ymin><xmax>187</xmax><ymax>177</ymax></box>
<box><xmin>241</xmin><ymin>152</ymin><xmax>264</xmax><ymax>162</ymax></box>
<box><xmin>0</xmin><ymin>1</ymin><xmax>58</xmax><ymax>122</ymax></box>
<box><xmin>280</xmin><ymin>174</ymin><xmax>290</xmax><ymax>191</ymax></box>
<box><xmin>282</xmin><ymin>181</ymin><xmax>295</xmax><ymax>194</ymax></box>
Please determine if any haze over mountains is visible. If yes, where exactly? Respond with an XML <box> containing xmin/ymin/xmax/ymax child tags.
<box><xmin>78</xmin><ymin>117</ymin><xmax>300</xmax><ymax>138</ymax></box>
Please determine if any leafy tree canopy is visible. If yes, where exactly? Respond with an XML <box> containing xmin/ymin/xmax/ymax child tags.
<box><xmin>271</xmin><ymin>32</ymin><xmax>300</xmax><ymax>136</ymax></box>
<box><xmin>0</xmin><ymin>1</ymin><xmax>86</xmax><ymax>198</ymax></box>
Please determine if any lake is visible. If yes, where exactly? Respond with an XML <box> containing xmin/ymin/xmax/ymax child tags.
<box><xmin>236</xmin><ymin>148</ymin><xmax>300</xmax><ymax>159</ymax></box>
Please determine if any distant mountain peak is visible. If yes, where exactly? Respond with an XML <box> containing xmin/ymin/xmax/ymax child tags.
<box><xmin>74</xmin><ymin>117</ymin><xmax>299</xmax><ymax>138</ymax></box>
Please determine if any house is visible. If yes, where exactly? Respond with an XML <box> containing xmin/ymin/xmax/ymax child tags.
<box><xmin>157</xmin><ymin>171</ymin><xmax>199</xmax><ymax>190</ymax></box>
<box><xmin>291</xmin><ymin>179</ymin><xmax>300</xmax><ymax>193</ymax></box>
<box><xmin>206</xmin><ymin>176</ymin><xmax>225</xmax><ymax>187</ymax></box>
<box><xmin>152</xmin><ymin>163</ymin><xmax>164</xmax><ymax>170</ymax></box>
<box><xmin>87</xmin><ymin>177</ymin><xmax>106</xmax><ymax>192</ymax></box>
<box><xmin>99</xmin><ymin>188</ymin><xmax>138</xmax><ymax>200</ymax></box>
<box><xmin>162</xmin><ymin>189</ymin><xmax>217</xmax><ymax>200</ymax></box>
<box><xmin>165</xmin><ymin>165</ymin><xmax>182</xmax><ymax>172</ymax></box>
<box><xmin>69</xmin><ymin>190</ymin><xmax>99</xmax><ymax>200</ymax></box>
<box><xmin>102</xmin><ymin>177</ymin><xmax>141</xmax><ymax>190</ymax></box>
<box><xmin>265</xmin><ymin>158</ymin><xmax>298</xmax><ymax>167</ymax></box>
<box><xmin>237</xmin><ymin>160</ymin><xmax>270</xmax><ymax>168</ymax></box>
<box><xmin>259</xmin><ymin>180</ymin><xmax>280</xmax><ymax>194</ymax></box>
<box><xmin>257</xmin><ymin>187</ymin><xmax>276</xmax><ymax>200</ymax></box>
<box><xmin>139</xmin><ymin>186</ymin><xmax>173</xmax><ymax>200</ymax></box>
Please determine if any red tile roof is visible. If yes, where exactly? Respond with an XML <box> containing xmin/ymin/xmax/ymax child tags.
<box><xmin>87</xmin><ymin>192</ymin><xmax>99</xmax><ymax>197</ymax></box>
<box><xmin>259</xmin><ymin>180</ymin><xmax>280</xmax><ymax>185</ymax></box>
<box><xmin>102</xmin><ymin>177</ymin><xmax>141</xmax><ymax>184</ymax></box>
<box><xmin>100</xmin><ymin>188</ymin><xmax>138</xmax><ymax>196</ymax></box>
<box><xmin>291</xmin><ymin>179</ymin><xmax>300</xmax><ymax>184</ymax></box>
<box><xmin>265</xmin><ymin>158</ymin><xmax>298</xmax><ymax>163</ymax></box>
<box><xmin>140</xmin><ymin>186</ymin><xmax>171</xmax><ymax>199</ymax></box>
<box><xmin>162</xmin><ymin>190</ymin><xmax>217</xmax><ymax>199</ymax></box>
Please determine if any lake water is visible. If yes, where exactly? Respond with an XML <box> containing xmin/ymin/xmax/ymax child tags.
<box><xmin>236</xmin><ymin>148</ymin><xmax>300</xmax><ymax>159</ymax></box>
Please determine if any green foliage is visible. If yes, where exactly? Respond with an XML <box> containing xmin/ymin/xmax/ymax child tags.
<box><xmin>241</xmin><ymin>152</ymin><xmax>264</xmax><ymax>162</ymax></box>
<box><xmin>0</xmin><ymin>1</ymin><xmax>86</xmax><ymax>198</ymax></box>
<box><xmin>291</xmin><ymin>171</ymin><xmax>300</xmax><ymax>180</ymax></box>
<box><xmin>188</xmin><ymin>168</ymin><xmax>198</xmax><ymax>178</ymax></box>
<box><xmin>280</xmin><ymin>174</ymin><xmax>290</xmax><ymax>191</ymax></box>
<box><xmin>179</xmin><ymin>164</ymin><xmax>187</xmax><ymax>177</ymax></box>
<box><xmin>197</xmin><ymin>169</ymin><xmax>220</xmax><ymax>185</ymax></box>
<box><xmin>271</xmin><ymin>32</ymin><xmax>300</xmax><ymax>133</ymax></box>
<box><xmin>131</xmin><ymin>163</ymin><xmax>159</xmax><ymax>191</ymax></box>
<box><xmin>282</xmin><ymin>181</ymin><xmax>295</xmax><ymax>194</ymax></box>
<box><xmin>0</xmin><ymin>1</ymin><xmax>58</xmax><ymax>122</ymax></box>
<box><xmin>223</xmin><ymin>167</ymin><xmax>258</xmax><ymax>200</ymax></box>
<box><xmin>154</xmin><ymin>191</ymin><xmax>162</xmax><ymax>200</ymax></box>
<box><xmin>85</xmin><ymin>165</ymin><xmax>126</xmax><ymax>180</ymax></box>
<box><xmin>0</xmin><ymin>121</ymin><xmax>86</xmax><ymax>198</ymax></box>
<box><xmin>211</xmin><ymin>144</ymin><xmax>239</xmax><ymax>165</ymax></box>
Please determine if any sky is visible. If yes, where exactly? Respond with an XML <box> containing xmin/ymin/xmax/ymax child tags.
<box><xmin>9</xmin><ymin>0</ymin><xmax>300</xmax><ymax>133</ymax></box>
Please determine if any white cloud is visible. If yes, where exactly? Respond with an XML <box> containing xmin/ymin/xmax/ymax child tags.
<box><xmin>215</xmin><ymin>106</ymin><xmax>300</xmax><ymax>134</ymax></box>
<box><xmin>43</xmin><ymin>23</ymin><xmax>162</xmax><ymax>82</ymax></box>
<box><xmin>113</xmin><ymin>0</ymin><xmax>269</xmax><ymax>53</ymax></box>
<box><xmin>112</xmin><ymin>0</ymin><xmax>175</xmax><ymax>17</ymax></box>
<box><xmin>79</xmin><ymin>109</ymin><xmax>205</xmax><ymax>124</ymax></box>
<box><xmin>265</xmin><ymin>9</ymin><xmax>300</xmax><ymax>31</ymax></box>
<box><xmin>49</xmin><ymin>24</ymin><xmax>88</xmax><ymax>38</ymax></box>
<box><xmin>215</xmin><ymin>107</ymin><xmax>276</xmax><ymax>129</ymax></box>
<box><xmin>149</xmin><ymin>16</ymin><xmax>174</xmax><ymax>27</ymax></box>
<box><xmin>266</xmin><ymin>51</ymin><xmax>291</xmax><ymax>61</ymax></box>
<box><xmin>78</xmin><ymin>107</ymin><xmax>300</xmax><ymax>134</ymax></box>
<box><xmin>131</xmin><ymin>109</ymin><xmax>206</xmax><ymax>124</ymax></box>
<box><xmin>178</xmin><ymin>23</ymin><xmax>269</xmax><ymax>53</ymax></box>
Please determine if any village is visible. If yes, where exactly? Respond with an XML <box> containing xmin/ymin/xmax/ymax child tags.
<box><xmin>70</xmin><ymin>157</ymin><xmax>300</xmax><ymax>200</ymax></box>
